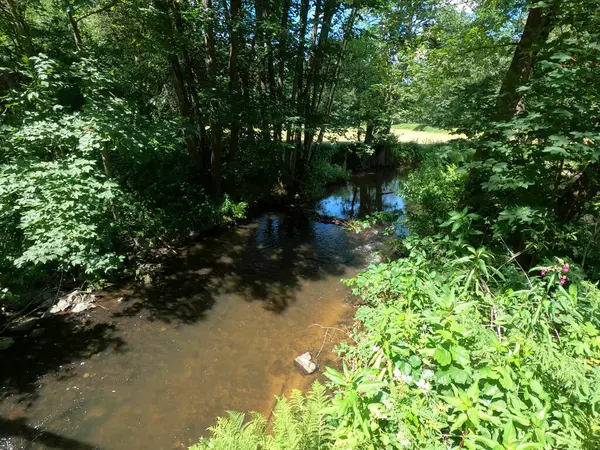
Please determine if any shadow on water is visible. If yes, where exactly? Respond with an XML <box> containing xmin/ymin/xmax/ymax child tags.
<box><xmin>0</xmin><ymin>316</ymin><xmax>126</xmax><ymax>405</ymax></box>
<box><xmin>113</xmin><ymin>212</ymin><xmax>356</xmax><ymax>324</ymax></box>
<box><xmin>0</xmin><ymin>416</ymin><xmax>97</xmax><ymax>449</ymax></box>
<box><xmin>0</xmin><ymin>168</ymin><xmax>406</xmax><ymax>449</ymax></box>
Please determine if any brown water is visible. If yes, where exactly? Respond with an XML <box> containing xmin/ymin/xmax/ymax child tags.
<box><xmin>0</xmin><ymin>168</ymin><xmax>404</xmax><ymax>450</ymax></box>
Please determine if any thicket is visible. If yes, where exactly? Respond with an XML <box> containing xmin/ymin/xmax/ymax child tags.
<box><xmin>191</xmin><ymin>0</ymin><xmax>600</xmax><ymax>448</ymax></box>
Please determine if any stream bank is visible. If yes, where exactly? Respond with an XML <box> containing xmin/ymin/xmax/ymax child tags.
<box><xmin>0</xmin><ymin>167</ymin><xmax>405</xmax><ymax>450</ymax></box>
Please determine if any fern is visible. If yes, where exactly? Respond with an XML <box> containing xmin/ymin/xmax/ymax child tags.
<box><xmin>189</xmin><ymin>411</ymin><xmax>266</xmax><ymax>450</ymax></box>
<box><xmin>190</xmin><ymin>382</ymin><xmax>334</xmax><ymax>450</ymax></box>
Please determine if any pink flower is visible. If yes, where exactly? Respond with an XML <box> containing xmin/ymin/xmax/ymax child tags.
<box><xmin>560</xmin><ymin>275</ymin><xmax>567</xmax><ymax>285</ymax></box>
<box><xmin>541</xmin><ymin>268</ymin><xmax>548</xmax><ymax>276</ymax></box>
<box><xmin>563</xmin><ymin>264</ymin><xmax>570</xmax><ymax>273</ymax></box>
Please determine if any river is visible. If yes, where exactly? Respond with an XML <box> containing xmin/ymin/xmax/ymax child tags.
<box><xmin>0</xmin><ymin>168</ymin><xmax>405</xmax><ymax>450</ymax></box>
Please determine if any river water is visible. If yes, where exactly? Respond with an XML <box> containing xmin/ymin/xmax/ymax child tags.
<box><xmin>0</xmin><ymin>168</ymin><xmax>404</xmax><ymax>450</ymax></box>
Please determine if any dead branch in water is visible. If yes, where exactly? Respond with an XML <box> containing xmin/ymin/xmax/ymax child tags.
<box><xmin>308</xmin><ymin>323</ymin><xmax>357</xmax><ymax>360</ymax></box>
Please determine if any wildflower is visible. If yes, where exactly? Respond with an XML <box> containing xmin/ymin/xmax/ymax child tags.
<box><xmin>560</xmin><ymin>275</ymin><xmax>567</xmax><ymax>285</ymax></box>
<box><xmin>563</xmin><ymin>264</ymin><xmax>570</xmax><ymax>273</ymax></box>
<box><xmin>382</xmin><ymin>397</ymin><xmax>394</xmax><ymax>410</ymax></box>
<box><xmin>401</xmin><ymin>373</ymin><xmax>413</xmax><ymax>384</ymax></box>
<box><xmin>416</xmin><ymin>378</ymin><xmax>432</xmax><ymax>393</ymax></box>
<box><xmin>371</xmin><ymin>344</ymin><xmax>381</xmax><ymax>352</ymax></box>
<box><xmin>541</xmin><ymin>268</ymin><xmax>548</xmax><ymax>276</ymax></box>
<box><xmin>396</xmin><ymin>432</ymin><xmax>411</xmax><ymax>446</ymax></box>
<box><xmin>393</xmin><ymin>367</ymin><xmax>402</xmax><ymax>381</ymax></box>
<box><xmin>372</xmin><ymin>406</ymin><xmax>387</xmax><ymax>419</ymax></box>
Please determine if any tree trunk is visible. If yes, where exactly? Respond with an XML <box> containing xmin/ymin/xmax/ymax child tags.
<box><xmin>66</xmin><ymin>6</ymin><xmax>84</xmax><ymax>52</ymax></box>
<box><xmin>255</xmin><ymin>0</ymin><xmax>271</xmax><ymax>141</ymax></box>
<box><xmin>303</xmin><ymin>0</ymin><xmax>337</xmax><ymax>172</ymax></box>
<box><xmin>171</xmin><ymin>0</ymin><xmax>208</xmax><ymax>168</ymax></box>
<box><xmin>228</xmin><ymin>0</ymin><xmax>242</xmax><ymax>163</ymax></box>
<box><xmin>275</xmin><ymin>0</ymin><xmax>291</xmax><ymax>141</ymax></box>
<box><xmin>317</xmin><ymin>7</ymin><xmax>356</xmax><ymax>143</ymax></box>
<box><xmin>497</xmin><ymin>6</ymin><xmax>553</xmax><ymax>120</ymax></box>
<box><xmin>155</xmin><ymin>0</ymin><xmax>202</xmax><ymax>173</ymax></box>
<box><xmin>287</xmin><ymin>0</ymin><xmax>309</xmax><ymax>176</ymax></box>
<box><xmin>203</xmin><ymin>0</ymin><xmax>222</xmax><ymax>197</ymax></box>
<box><xmin>364</xmin><ymin>123</ymin><xmax>374</xmax><ymax>144</ymax></box>
<box><xmin>6</xmin><ymin>0</ymin><xmax>33</xmax><ymax>55</ymax></box>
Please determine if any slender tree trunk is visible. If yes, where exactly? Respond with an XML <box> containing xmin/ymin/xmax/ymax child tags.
<box><xmin>303</xmin><ymin>0</ymin><xmax>337</xmax><ymax>172</ymax></box>
<box><xmin>170</xmin><ymin>0</ymin><xmax>207</xmax><ymax>169</ymax></box>
<box><xmin>66</xmin><ymin>6</ymin><xmax>84</xmax><ymax>52</ymax></box>
<box><xmin>155</xmin><ymin>0</ymin><xmax>202</xmax><ymax>173</ymax></box>
<box><xmin>254</xmin><ymin>0</ymin><xmax>271</xmax><ymax>141</ymax></box>
<box><xmin>228</xmin><ymin>0</ymin><xmax>242</xmax><ymax>163</ymax></box>
<box><xmin>287</xmin><ymin>0</ymin><xmax>309</xmax><ymax>176</ymax></box>
<box><xmin>275</xmin><ymin>0</ymin><xmax>291</xmax><ymax>142</ymax></box>
<box><xmin>296</xmin><ymin>0</ymin><xmax>322</xmax><ymax>176</ymax></box>
<box><xmin>317</xmin><ymin>7</ymin><xmax>356</xmax><ymax>143</ymax></box>
<box><xmin>497</xmin><ymin>6</ymin><xmax>553</xmax><ymax>120</ymax></box>
<box><xmin>6</xmin><ymin>0</ymin><xmax>33</xmax><ymax>55</ymax></box>
<box><xmin>364</xmin><ymin>123</ymin><xmax>374</xmax><ymax>144</ymax></box>
<box><xmin>203</xmin><ymin>0</ymin><xmax>222</xmax><ymax>197</ymax></box>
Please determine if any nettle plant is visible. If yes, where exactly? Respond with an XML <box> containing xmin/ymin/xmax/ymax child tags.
<box><xmin>333</xmin><ymin>213</ymin><xmax>600</xmax><ymax>449</ymax></box>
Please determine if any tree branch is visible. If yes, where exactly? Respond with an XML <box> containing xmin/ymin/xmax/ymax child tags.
<box><xmin>75</xmin><ymin>1</ymin><xmax>118</xmax><ymax>23</ymax></box>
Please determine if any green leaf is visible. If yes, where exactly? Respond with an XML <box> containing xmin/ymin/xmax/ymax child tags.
<box><xmin>433</xmin><ymin>346</ymin><xmax>452</xmax><ymax>366</ymax></box>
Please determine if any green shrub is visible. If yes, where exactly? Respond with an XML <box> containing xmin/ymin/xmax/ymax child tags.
<box><xmin>302</xmin><ymin>144</ymin><xmax>351</xmax><ymax>198</ymax></box>
<box><xmin>399</xmin><ymin>158</ymin><xmax>466</xmax><ymax>235</ymax></box>
<box><xmin>334</xmin><ymin>217</ymin><xmax>600</xmax><ymax>449</ymax></box>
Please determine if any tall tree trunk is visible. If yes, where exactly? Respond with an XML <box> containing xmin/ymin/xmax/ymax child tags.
<box><xmin>303</xmin><ymin>0</ymin><xmax>337</xmax><ymax>171</ymax></box>
<box><xmin>66</xmin><ymin>5</ymin><xmax>84</xmax><ymax>52</ymax></box>
<box><xmin>203</xmin><ymin>0</ymin><xmax>222</xmax><ymax>197</ymax></box>
<box><xmin>466</xmin><ymin>4</ymin><xmax>554</xmax><ymax>210</ymax></box>
<box><xmin>155</xmin><ymin>0</ymin><xmax>202</xmax><ymax>173</ymax></box>
<box><xmin>228</xmin><ymin>0</ymin><xmax>242</xmax><ymax>163</ymax></box>
<box><xmin>296</xmin><ymin>0</ymin><xmax>322</xmax><ymax>176</ymax></box>
<box><xmin>171</xmin><ymin>0</ymin><xmax>208</xmax><ymax>167</ymax></box>
<box><xmin>6</xmin><ymin>0</ymin><xmax>33</xmax><ymax>55</ymax></box>
<box><xmin>497</xmin><ymin>6</ymin><xmax>553</xmax><ymax>120</ymax></box>
<box><xmin>364</xmin><ymin>123</ymin><xmax>374</xmax><ymax>144</ymax></box>
<box><xmin>317</xmin><ymin>7</ymin><xmax>356</xmax><ymax>144</ymax></box>
<box><xmin>255</xmin><ymin>0</ymin><xmax>271</xmax><ymax>141</ymax></box>
<box><xmin>287</xmin><ymin>0</ymin><xmax>309</xmax><ymax>176</ymax></box>
<box><xmin>275</xmin><ymin>0</ymin><xmax>291</xmax><ymax>142</ymax></box>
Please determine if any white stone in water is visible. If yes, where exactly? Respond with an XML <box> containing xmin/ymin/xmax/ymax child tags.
<box><xmin>295</xmin><ymin>352</ymin><xmax>317</xmax><ymax>374</ymax></box>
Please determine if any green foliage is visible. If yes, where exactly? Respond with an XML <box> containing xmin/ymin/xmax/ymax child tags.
<box><xmin>189</xmin><ymin>382</ymin><xmax>332</xmax><ymax>450</ymax></box>
<box><xmin>0</xmin><ymin>55</ymin><xmax>134</xmax><ymax>278</ymax></box>
<box><xmin>302</xmin><ymin>144</ymin><xmax>351</xmax><ymax>198</ymax></box>
<box><xmin>338</xmin><ymin>217</ymin><xmax>600</xmax><ymax>449</ymax></box>
<box><xmin>346</xmin><ymin>210</ymin><xmax>402</xmax><ymax>235</ymax></box>
<box><xmin>219</xmin><ymin>196</ymin><xmax>248</xmax><ymax>227</ymax></box>
<box><xmin>399</xmin><ymin>154</ymin><xmax>467</xmax><ymax>236</ymax></box>
<box><xmin>0</xmin><ymin>54</ymin><xmax>247</xmax><ymax>292</ymax></box>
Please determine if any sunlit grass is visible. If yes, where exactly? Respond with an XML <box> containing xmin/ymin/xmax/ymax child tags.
<box><xmin>323</xmin><ymin>123</ymin><xmax>464</xmax><ymax>144</ymax></box>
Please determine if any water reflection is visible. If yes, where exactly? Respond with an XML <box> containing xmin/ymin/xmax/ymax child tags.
<box><xmin>315</xmin><ymin>168</ymin><xmax>405</xmax><ymax>220</ymax></box>
<box><xmin>0</xmin><ymin>168</ymin><xmax>407</xmax><ymax>450</ymax></box>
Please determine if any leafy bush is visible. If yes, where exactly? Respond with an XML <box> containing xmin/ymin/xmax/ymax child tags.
<box><xmin>0</xmin><ymin>54</ymin><xmax>247</xmax><ymax>293</ymax></box>
<box><xmin>302</xmin><ymin>144</ymin><xmax>351</xmax><ymax>198</ymax></box>
<box><xmin>336</xmin><ymin>216</ymin><xmax>600</xmax><ymax>449</ymax></box>
<box><xmin>399</xmin><ymin>157</ymin><xmax>466</xmax><ymax>235</ymax></box>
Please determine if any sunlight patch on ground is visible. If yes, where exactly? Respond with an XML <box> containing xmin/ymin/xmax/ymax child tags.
<box><xmin>392</xmin><ymin>128</ymin><xmax>462</xmax><ymax>143</ymax></box>
<box><xmin>323</xmin><ymin>125</ymin><xmax>464</xmax><ymax>144</ymax></box>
